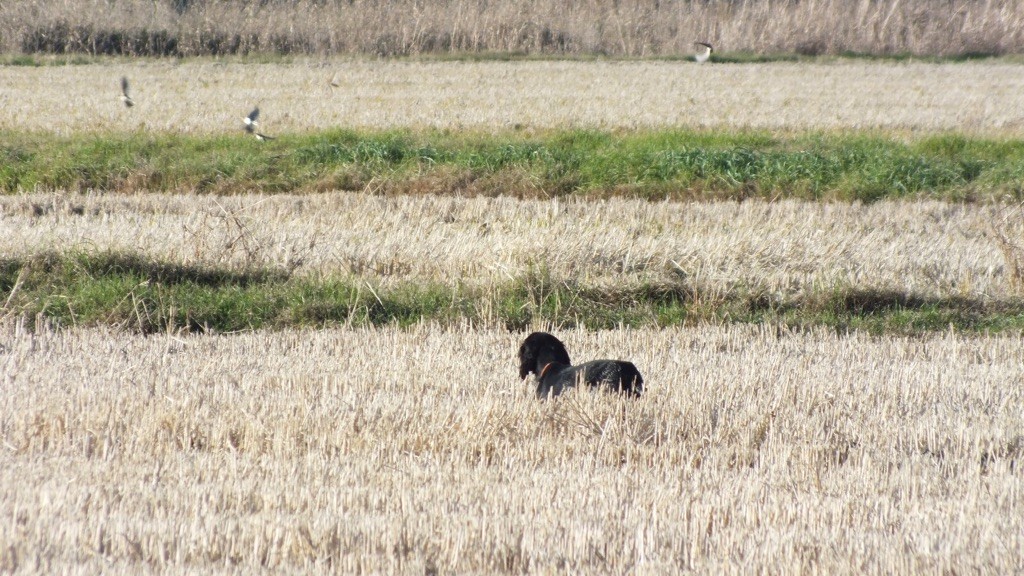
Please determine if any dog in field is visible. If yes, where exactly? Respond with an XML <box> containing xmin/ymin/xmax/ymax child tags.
<box><xmin>517</xmin><ymin>332</ymin><xmax>643</xmax><ymax>398</ymax></box>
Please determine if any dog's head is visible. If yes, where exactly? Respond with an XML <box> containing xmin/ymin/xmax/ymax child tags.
<box><xmin>517</xmin><ymin>332</ymin><xmax>572</xmax><ymax>379</ymax></box>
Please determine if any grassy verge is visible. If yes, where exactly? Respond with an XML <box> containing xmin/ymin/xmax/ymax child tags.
<box><xmin>3</xmin><ymin>251</ymin><xmax>1024</xmax><ymax>335</ymax></box>
<box><xmin>2</xmin><ymin>129</ymin><xmax>1022</xmax><ymax>201</ymax></box>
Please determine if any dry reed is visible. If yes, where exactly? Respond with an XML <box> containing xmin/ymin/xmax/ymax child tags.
<box><xmin>0</xmin><ymin>321</ymin><xmax>1021</xmax><ymax>573</ymax></box>
<box><xmin>3</xmin><ymin>0</ymin><xmax>1024</xmax><ymax>57</ymax></box>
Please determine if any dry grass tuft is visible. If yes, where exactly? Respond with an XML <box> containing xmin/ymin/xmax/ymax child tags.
<box><xmin>986</xmin><ymin>203</ymin><xmax>1024</xmax><ymax>293</ymax></box>
<box><xmin>0</xmin><ymin>321</ymin><xmax>1021</xmax><ymax>572</ymax></box>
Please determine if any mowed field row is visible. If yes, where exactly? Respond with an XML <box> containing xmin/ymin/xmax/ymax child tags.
<box><xmin>1</xmin><ymin>321</ymin><xmax>1021</xmax><ymax>573</ymax></box>
<box><xmin>1</xmin><ymin>191</ymin><xmax>1018</xmax><ymax>300</ymax></box>
<box><xmin>1</xmin><ymin>59</ymin><xmax>1023</xmax><ymax>134</ymax></box>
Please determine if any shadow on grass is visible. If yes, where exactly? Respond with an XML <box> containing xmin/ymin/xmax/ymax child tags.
<box><xmin>2</xmin><ymin>251</ymin><xmax>288</xmax><ymax>288</ymax></box>
<box><xmin>3</xmin><ymin>252</ymin><xmax>1024</xmax><ymax>335</ymax></box>
<box><xmin>801</xmin><ymin>288</ymin><xmax>1024</xmax><ymax>334</ymax></box>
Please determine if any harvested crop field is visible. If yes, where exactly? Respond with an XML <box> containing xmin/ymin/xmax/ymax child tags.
<box><xmin>0</xmin><ymin>191</ymin><xmax>1016</xmax><ymax>299</ymax></box>
<box><xmin>1</xmin><ymin>322</ymin><xmax>1022</xmax><ymax>573</ymax></box>
<box><xmin>3</xmin><ymin>54</ymin><xmax>1024</xmax><ymax>574</ymax></box>
<box><xmin>1</xmin><ymin>59</ymin><xmax>1023</xmax><ymax>134</ymax></box>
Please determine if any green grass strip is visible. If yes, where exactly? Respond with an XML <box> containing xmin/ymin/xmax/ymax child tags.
<box><xmin>4</xmin><ymin>251</ymin><xmax>1024</xmax><ymax>335</ymax></box>
<box><xmin>2</xmin><ymin>129</ymin><xmax>1022</xmax><ymax>201</ymax></box>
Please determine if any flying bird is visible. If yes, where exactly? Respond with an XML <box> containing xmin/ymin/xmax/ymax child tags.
<box><xmin>120</xmin><ymin>76</ymin><xmax>134</xmax><ymax>107</ymax></box>
<box><xmin>243</xmin><ymin>107</ymin><xmax>274</xmax><ymax>141</ymax></box>
<box><xmin>694</xmin><ymin>42</ymin><xmax>714</xmax><ymax>63</ymax></box>
<box><xmin>243</xmin><ymin>107</ymin><xmax>259</xmax><ymax>133</ymax></box>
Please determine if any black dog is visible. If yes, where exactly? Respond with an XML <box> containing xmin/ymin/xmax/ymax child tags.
<box><xmin>517</xmin><ymin>332</ymin><xmax>643</xmax><ymax>398</ymax></box>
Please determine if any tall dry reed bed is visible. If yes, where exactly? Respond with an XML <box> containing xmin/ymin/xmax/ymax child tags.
<box><xmin>3</xmin><ymin>0</ymin><xmax>1024</xmax><ymax>57</ymax></box>
<box><xmin>0</xmin><ymin>321</ymin><xmax>1021</xmax><ymax>572</ymax></box>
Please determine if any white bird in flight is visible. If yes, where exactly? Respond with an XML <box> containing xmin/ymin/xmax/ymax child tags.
<box><xmin>243</xmin><ymin>107</ymin><xmax>259</xmax><ymax>133</ymax></box>
<box><xmin>694</xmin><ymin>42</ymin><xmax>714</xmax><ymax>64</ymax></box>
<box><xmin>243</xmin><ymin>107</ymin><xmax>274</xmax><ymax>141</ymax></box>
<box><xmin>120</xmin><ymin>76</ymin><xmax>134</xmax><ymax>107</ymax></box>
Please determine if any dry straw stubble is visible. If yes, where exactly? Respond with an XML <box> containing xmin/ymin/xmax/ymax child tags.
<box><xmin>0</xmin><ymin>192</ymin><xmax>1017</xmax><ymax>301</ymax></box>
<box><xmin>2</xmin><ymin>4</ymin><xmax>1024</xmax><ymax>570</ymax></box>
<box><xmin>1</xmin><ymin>322</ymin><xmax>1021</xmax><ymax>573</ymax></box>
<box><xmin>1</xmin><ymin>59</ymin><xmax>1023</xmax><ymax>135</ymax></box>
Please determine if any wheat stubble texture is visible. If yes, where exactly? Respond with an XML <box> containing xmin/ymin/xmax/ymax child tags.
<box><xmin>1</xmin><ymin>60</ymin><xmax>1022</xmax><ymax>134</ymax></box>
<box><xmin>0</xmin><ymin>322</ymin><xmax>1021</xmax><ymax>573</ymax></box>
<box><xmin>0</xmin><ymin>192</ymin><xmax>1014</xmax><ymax>300</ymax></box>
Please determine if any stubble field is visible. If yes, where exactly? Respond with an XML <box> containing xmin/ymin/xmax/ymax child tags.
<box><xmin>2</xmin><ymin>322</ymin><xmax>1023</xmax><ymax>573</ymax></box>
<box><xmin>2</xmin><ymin>58</ymin><xmax>1024</xmax><ymax>573</ymax></box>
<box><xmin>0</xmin><ymin>191</ymin><xmax>1016</xmax><ymax>299</ymax></box>
<box><xmin>1</xmin><ymin>59</ymin><xmax>1023</xmax><ymax>134</ymax></box>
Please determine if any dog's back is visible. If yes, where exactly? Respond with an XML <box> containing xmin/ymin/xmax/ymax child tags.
<box><xmin>535</xmin><ymin>360</ymin><xmax>643</xmax><ymax>398</ymax></box>
<box><xmin>572</xmin><ymin>359</ymin><xmax>643</xmax><ymax>396</ymax></box>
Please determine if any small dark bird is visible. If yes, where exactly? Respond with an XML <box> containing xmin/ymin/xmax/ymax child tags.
<box><xmin>517</xmin><ymin>332</ymin><xmax>644</xmax><ymax>399</ymax></box>
<box><xmin>694</xmin><ymin>42</ymin><xmax>714</xmax><ymax>63</ymax></box>
<box><xmin>120</xmin><ymin>76</ymin><xmax>134</xmax><ymax>108</ymax></box>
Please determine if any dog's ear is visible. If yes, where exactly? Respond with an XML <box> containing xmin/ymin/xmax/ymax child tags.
<box><xmin>517</xmin><ymin>339</ymin><xmax>537</xmax><ymax>379</ymax></box>
<box><xmin>519</xmin><ymin>332</ymin><xmax>572</xmax><ymax>378</ymax></box>
<box><xmin>527</xmin><ymin>332</ymin><xmax>571</xmax><ymax>365</ymax></box>
<box><xmin>545</xmin><ymin>334</ymin><xmax>571</xmax><ymax>365</ymax></box>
